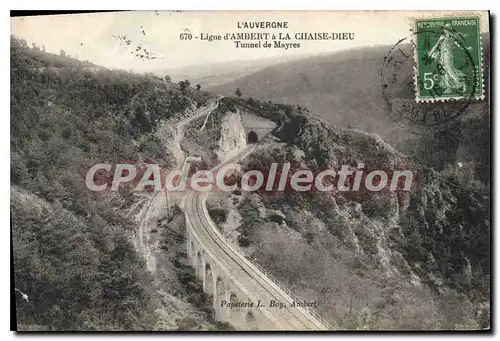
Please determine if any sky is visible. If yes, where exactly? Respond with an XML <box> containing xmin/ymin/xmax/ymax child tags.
<box><xmin>10</xmin><ymin>11</ymin><xmax>489</xmax><ymax>72</ymax></box>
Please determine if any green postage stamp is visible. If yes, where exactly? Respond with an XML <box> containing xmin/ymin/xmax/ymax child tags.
<box><xmin>413</xmin><ymin>15</ymin><xmax>484</xmax><ymax>102</ymax></box>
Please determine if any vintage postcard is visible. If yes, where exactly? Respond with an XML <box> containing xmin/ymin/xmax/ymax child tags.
<box><xmin>10</xmin><ymin>11</ymin><xmax>490</xmax><ymax>331</ymax></box>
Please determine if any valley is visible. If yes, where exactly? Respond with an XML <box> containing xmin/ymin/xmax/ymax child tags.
<box><xmin>10</xmin><ymin>27</ymin><xmax>490</xmax><ymax>331</ymax></box>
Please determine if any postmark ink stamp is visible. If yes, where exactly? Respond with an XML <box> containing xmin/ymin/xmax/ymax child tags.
<box><xmin>413</xmin><ymin>16</ymin><xmax>484</xmax><ymax>102</ymax></box>
<box><xmin>381</xmin><ymin>15</ymin><xmax>487</xmax><ymax>131</ymax></box>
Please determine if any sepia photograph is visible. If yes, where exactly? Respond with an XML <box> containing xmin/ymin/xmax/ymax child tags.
<box><xmin>10</xmin><ymin>10</ymin><xmax>491</xmax><ymax>331</ymax></box>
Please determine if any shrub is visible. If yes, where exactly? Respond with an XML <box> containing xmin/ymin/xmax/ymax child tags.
<box><xmin>208</xmin><ymin>208</ymin><xmax>228</xmax><ymax>225</ymax></box>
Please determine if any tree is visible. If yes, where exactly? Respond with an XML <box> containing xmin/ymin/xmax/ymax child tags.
<box><xmin>17</xmin><ymin>36</ymin><xmax>28</xmax><ymax>48</ymax></box>
<box><xmin>235</xmin><ymin>87</ymin><xmax>243</xmax><ymax>97</ymax></box>
<box><xmin>184</xmin><ymin>80</ymin><xmax>191</xmax><ymax>88</ymax></box>
<box><xmin>164</xmin><ymin>75</ymin><xmax>171</xmax><ymax>83</ymax></box>
<box><xmin>178</xmin><ymin>81</ymin><xmax>186</xmax><ymax>92</ymax></box>
<box><xmin>196</xmin><ymin>84</ymin><xmax>201</xmax><ymax>90</ymax></box>
<box><xmin>59</xmin><ymin>49</ymin><xmax>66</xmax><ymax>57</ymax></box>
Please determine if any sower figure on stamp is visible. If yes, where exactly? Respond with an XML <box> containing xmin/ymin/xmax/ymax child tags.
<box><xmin>427</xmin><ymin>23</ymin><xmax>469</xmax><ymax>94</ymax></box>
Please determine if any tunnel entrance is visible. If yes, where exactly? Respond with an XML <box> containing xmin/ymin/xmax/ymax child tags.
<box><xmin>247</xmin><ymin>131</ymin><xmax>258</xmax><ymax>143</ymax></box>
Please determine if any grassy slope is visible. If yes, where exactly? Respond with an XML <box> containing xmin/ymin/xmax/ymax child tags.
<box><xmin>10</xmin><ymin>36</ymin><xmax>219</xmax><ymax>331</ymax></box>
<box><xmin>209</xmin><ymin>47</ymin><xmax>402</xmax><ymax>139</ymax></box>
<box><xmin>151</xmin><ymin>54</ymin><xmax>306</xmax><ymax>87</ymax></box>
<box><xmin>209</xmin><ymin>41</ymin><xmax>490</xmax><ymax>152</ymax></box>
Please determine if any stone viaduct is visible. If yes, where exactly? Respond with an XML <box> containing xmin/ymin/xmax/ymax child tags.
<box><xmin>183</xmin><ymin>190</ymin><xmax>331</xmax><ymax>331</ymax></box>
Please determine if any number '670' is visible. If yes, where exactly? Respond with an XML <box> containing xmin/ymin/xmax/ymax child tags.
<box><xmin>179</xmin><ymin>33</ymin><xmax>192</xmax><ymax>40</ymax></box>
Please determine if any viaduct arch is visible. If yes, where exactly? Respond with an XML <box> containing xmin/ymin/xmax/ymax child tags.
<box><xmin>188</xmin><ymin>230</ymin><xmax>277</xmax><ymax>330</ymax></box>
<box><xmin>205</xmin><ymin>264</ymin><xmax>214</xmax><ymax>295</ymax></box>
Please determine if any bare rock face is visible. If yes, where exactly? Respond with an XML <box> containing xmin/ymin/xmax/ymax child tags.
<box><xmin>216</xmin><ymin>112</ymin><xmax>247</xmax><ymax>162</ymax></box>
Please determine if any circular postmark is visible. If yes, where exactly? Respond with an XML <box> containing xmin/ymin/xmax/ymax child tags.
<box><xmin>381</xmin><ymin>27</ymin><xmax>480</xmax><ymax>132</ymax></box>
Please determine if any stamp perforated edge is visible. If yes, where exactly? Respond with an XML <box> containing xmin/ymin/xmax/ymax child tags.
<box><xmin>409</xmin><ymin>12</ymin><xmax>486</xmax><ymax>103</ymax></box>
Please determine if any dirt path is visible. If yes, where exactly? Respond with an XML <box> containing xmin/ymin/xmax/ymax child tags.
<box><xmin>133</xmin><ymin>98</ymin><xmax>222</xmax><ymax>273</ymax></box>
<box><xmin>199</xmin><ymin>95</ymin><xmax>222</xmax><ymax>131</ymax></box>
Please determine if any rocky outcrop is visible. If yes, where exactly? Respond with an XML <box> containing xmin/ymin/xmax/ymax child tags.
<box><xmin>273</xmin><ymin>112</ymin><xmax>489</xmax><ymax>298</ymax></box>
<box><xmin>215</xmin><ymin>111</ymin><xmax>247</xmax><ymax>162</ymax></box>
